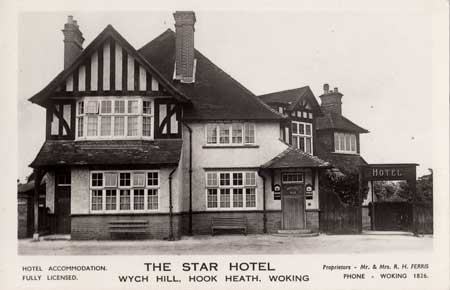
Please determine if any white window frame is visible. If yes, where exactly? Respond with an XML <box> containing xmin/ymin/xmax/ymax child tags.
<box><xmin>292</xmin><ymin>121</ymin><xmax>313</xmax><ymax>155</ymax></box>
<box><xmin>205</xmin><ymin>171</ymin><xmax>257</xmax><ymax>210</ymax></box>
<box><xmin>281</xmin><ymin>172</ymin><xmax>305</xmax><ymax>184</ymax></box>
<box><xmin>89</xmin><ymin>170</ymin><xmax>160</xmax><ymax>213</ymax></box>
<box><xmin>76</xmin><ymin>96</ymin><xmax>155</xmax><ymax>140</ymax></box>
<box><xmin>205</xmin><ymin>123</ymin><xmax>256</xmax><ymax>146</ymax></box>
<box><xmin>334</xmin><ymin>132</ymin><xmax>357</xmax><ymax>154</ymax></box>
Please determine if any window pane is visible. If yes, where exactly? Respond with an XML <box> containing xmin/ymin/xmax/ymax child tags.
<box><xmin>100</xmin><ymin>116</ymin><xmax>111</xmax><ymax>136</ymax></box>
<box><xmin>143</xmin><ymin>116</ymin><xmax>152</xmax><ymax>137</ymax></box>
<box><xmin>91</xmin><ymin>190</ymin><xmax>103</xmax><ymax>211</ymax></box>
<box><xmin>334</xmin><ymin>133</ymin><xmax>340</xmax><ymax>151</ymax></box>
<box><xmin>114</xmin><ymin>100</ymin><xmax>125</xmax><ymax>113</ymax></box>
<box><xmin>233</xmin><ymin>188</ymin><xmax>243</xmax><ymax>207</ymax></box>
<box><xmin>119</xmin><ymin>172</ymin><xmax>131</xmax><ymax>187</ymax></box>
<box><xmin>340</xmin><ymin>134</ymin><xmax>345</xmax><ymax>151</ymax></box>
<box><xmin>128</xmin><ymin>100</ymin><xmax>139</xmax><ymax>114</ymax></box>
<box><xmin>233</xmin><ymin>173</ymin><xmax>243</xmax><ymax>186</ymax></box>
<box><xmin>105</xmin><ymin>189</ymin><xmax>116</xmax><ymax>210</ymax></box>
<box><xmin>119</xmin><ymin>190</ymin><xmax>130</xmax><ymax>210</ymax></box>
<box><xmin>78</xmin><ymin>101</ymin><xmax>84</xmax><ymax>115</ymax></box>
<box><xmin>305</xmin><ymin>124</ymin><xmax>311</xmax><ymax>136</ymax></box>
<box><xmin>86</xmin><ymin>101</ymin><xmax>98</xmax><ymax>114</ymax></box>
<box><xmin>143</xmin><ymin>101</ymin><xmax>152</xmax><ymax>114</ymax></box>
<box><xmin>245</xmin><ymin>172</ymin><xmax>256</xmax><ymax>186</ymax></box>
<box><xmin>351</xmin><ymin>135</ymin><xmax>357</xmax><ymax>152</ymax></box>
<box><xmin>148</xmin><ymin>189</ymin><xmax>158</xmax><ymax>210</ymax></box>
<box><xmin>220</xmin><ymin>173</ymin><xmax>230</xmax><ymax>186</ymax></box>
<box><xmin>244</xmin><ymin>123</ymin><xmax>255</xmax><ymax>144</ymax></box>
<box><xmin>87</xmin><ymin>116</ymin><xmax>98</xmax><ymax>136</ymax></box>
<box><xmin>345</xmin><ymin>134</ymin><xmax>351</xmax><ymax>151</ymax></box>
<box><xmin>308</xmin><ymin>112</ymin><xmax>313</xmax><ymax>119</ymax></box>
<box><xmin>305</xmin><ymin>137</ymin><xmax>312</xmax><ymax>154</ymax></box>
<box><xmin>206</xmin><ymin>172</ymin><xmax>218</xmax><ymax>187</ymax></box>
<box><xmin>299</xmin><ymin>137</ymin><xmax>305</xmax><ymax>151</ymax></box>
<box><xmin>231</xmin><ymin>124</ymin><xmax>243</xmax><ymax>144</ymax></box>
<box><xmin>77</xmin><ymin>117</ymin><xmax>84</xmax><ymax>137</ymax></box>
<box><xmin>133</xmin><ymin>189</ymin><xmax>145</xmax><ymax>210</ymax></box>
<box><xmin>206</xmin><ymin>125</ymin><xmax>217</xmax><ymax>144</ymax></box>
<box><xmin>147</xmin><ymin>172</ymin><xmax>159</xmax><ymax>186</ymax></box>
<box><xmin>104</xmin><ymin>173</ymin><xmax>117</xmax><ymax>187</ymax></box>
<box><xmin>299</xmin><ymin>123</ymin><xmax>304</xmax><ymax>134</ymax></box>
<box><xmin>207</xmin><ymin>188</ymin><xmax>218</xmax><ymax>208</ymax></box>
<box><xmin>293</xmin><ymin>136</ymin><xmax>299</xmax><ymax>149</ymax></box>
<box><xmin>114</xmin><ymin>116</ymin><xmax>125</xmax><ymax>136</ymax></box>
<box><xmin>91</xmin><ymin>173</ymin><xmax>103</xmax><ymax>187</ymax></box>
<box><xmin>133</xmin><ymin>173</ymin><xmax>145</xmax><ymax>187</ymax></box>
<box><xmin>219</xmin><ymin>188</ymin><xmax>230</xmax><ymax>208</ymax></box>
<box><xmin>219</xmin><ymin>125</ymin><xmax>230</xmax><ymax>144</ymax></box>
<box><xmin>101</xmin><ymin>100</ymin><xmax>111</xmax><ymax>114</ymax></box>
<box><xmin>127</xmin><ymin>116</ymin><xmax>138</xmax><ymax>136</ymax></box>
<box><xmin>292</xmin><ymin>122</ymin><xmax>298</xmax><ymax>134</ymax></box>
<box><xmin>245</xmin><ymin>188</ymin><xmax>256</xmax><ymax>208</ymax></box>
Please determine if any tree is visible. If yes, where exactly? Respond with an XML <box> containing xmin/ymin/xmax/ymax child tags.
<box><xmin>320</xmin><ymin>168</ymin><xmax>368</xmax><ymax>206</ymax></box>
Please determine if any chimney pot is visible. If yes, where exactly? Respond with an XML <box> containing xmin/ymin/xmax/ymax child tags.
<box><xmin>320</xmin><ymin>84</ymin><xmax>343</xmax><ymax>115</ymax></box>
<box><xmin>323</xmin><ymin>83</ymin><xmax>329</xmax><ymax>94</ymax></box>
<box><xmin>334</xmin><ymin>87</ymin><xmax>338</xmax><ymax>93</ymax></box>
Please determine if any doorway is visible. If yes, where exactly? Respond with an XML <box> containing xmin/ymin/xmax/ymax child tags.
<box><xmin>281</xmin><ymin>172</ymin><xmax>305</xmax><ymax>230</ymax></box>
<box><xmin>55</xmin><ymin>171</ymin><xmax>71</xmax><ymax>234</ymax></box>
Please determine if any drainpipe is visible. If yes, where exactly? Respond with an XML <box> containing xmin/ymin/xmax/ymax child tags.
<box><xmin>168</xmin><ymin>167</ymin><xmax>177</xmax><ymax>241</ymax></box>
<box><xmin>258</xmin><ymin>170</ymin><xmax>267</xmax><ymax>233</ymax></box>
<box><xmin>182</xmin><ymin>121</ymin><xmax>193</xmax><ymax>236</ymax></box>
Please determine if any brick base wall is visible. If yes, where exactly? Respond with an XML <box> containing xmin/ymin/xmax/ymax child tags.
<box><xmin>18</xmin><ymin>196</ymin><xmax>29</xmax><ymax>239</ymax></box>
<box><xmin>71</xmin><ymin>214</ymin><xmax>184</xmax><ymax>240</ymax></box>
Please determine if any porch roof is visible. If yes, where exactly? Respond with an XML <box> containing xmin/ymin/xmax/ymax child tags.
<box><xmin>30</xmin><ymin>140</ymin><xmax>182</xmax><ymax>168</ymax></box>
<box><xmin>261</xmin><ymin>147</ymin><xmax>331</xmax><ymax>169</ymax></box>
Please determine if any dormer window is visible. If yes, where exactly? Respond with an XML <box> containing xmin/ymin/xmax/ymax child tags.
<box><xmin>76</xmin><ymin>97</ymin><xmax>154</xmax><ymax>140</ymax></box>
<box><xmin>334</xmin><ymin>132</ymin><xmax>357</xmax><ymax>154</ymax></box>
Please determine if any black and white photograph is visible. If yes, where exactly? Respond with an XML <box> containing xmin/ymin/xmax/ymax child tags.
<box><xmin>2</xmin><ymin>0</ymin><xmax>449</xmax><ymax>289</ymax></box>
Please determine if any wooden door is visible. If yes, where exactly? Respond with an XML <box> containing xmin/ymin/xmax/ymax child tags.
<box><xmin>282</xmin><ymin>184</ymin><xmax>305</xmax><ymax>229</ymax></box>
<box><xmin>55</xmin><ymin>184</ymin><xmax>71</xmax><ymax>234</ymax></box>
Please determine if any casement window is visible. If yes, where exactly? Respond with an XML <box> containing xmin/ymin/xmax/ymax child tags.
<box><xmin>76</xmin><ymin>97</ymin><xmax>154</xmax><ymax>140</ymax></box>
<box><xmin>90</xmin><ymin>170</ymin><xmax>159</xmax><ymax>213</ymax></box>
<box><xmin>292</xmin><ymin>121</ymin><xmax>313</xmax><ymax>154</ymax></box>
<box><xmin>334</xmin><ymin>132</ymin><xmax>357</xmax><ymax>153</ymax></box>
<box><xmin>206</xmin><ymin>123</ymin><xmax>256</xmax><ymax>146</ymax></box>
<box><xmin>205</xmin><ymin>171</ymin><xmax>257</xmax><ymax>209</ymax></box>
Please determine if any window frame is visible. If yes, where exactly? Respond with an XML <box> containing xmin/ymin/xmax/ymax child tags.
<box><xmin>205</xmin><ymin>123</ymin><xmax>256</xmax><ymax>146</ymax></box>
<box><xmin>334</xmin><ymin>132</ymin><xmax>358</xmax><ymax>154</ymax></box>
<box><xmin>205</xmin><ymin>171</ymin><xmax>257</xmax><ymax>210</ymax></box>
<box><xmin>291</xmin><ymin>121</ymin><xmax>313</xmax><ymax>155</ymax></box>
<box><xmin>76</xmin><ymin>96</ymin><xmax>155</xmax><ymax>141</ymax></box>
<box><xmin>89</xmin><ymin>170</ymin><xmax>160</xmax><ymax>213</ymax></box>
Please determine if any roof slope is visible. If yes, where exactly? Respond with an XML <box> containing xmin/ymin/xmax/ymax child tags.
<box><xmin>30</xmin><ymin>140</ymin><xmax>182</xmax><ymax>168</ymax></box>
<box><xmin>316</xmin><ymin>113</ymin><xmax>369</xmax><ymax>133</ymax></box>
<box><xmin>29</xmin><ymin>25</ymin><xmax>190</xmax><ymax>105</ymax></box>
<box><xmin>258</xmin><ymin>86</ymin><xmax>322</xmax><ymax>113</ymax></box>
<box><xmin>139</xmin><ymin>29</ymin><xmax>283</xmax><ymax>121</ymax></box>
<box><xmin>261</xmin><ymin>146</ymin><xmax>331</xmax><ymax>169</ymax></box>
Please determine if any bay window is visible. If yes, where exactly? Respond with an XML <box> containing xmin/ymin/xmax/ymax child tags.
<box><xmin>292</xmin><ymin>121</ymin><xmax>313</xmax><ymax>154</ymax></box>
<box><xmin>206</xmin><ymin>171</ymin><xmax>257</xmax><ymax>209</ymax></box>
<box><xmin>76</xmin><ymin>97</ymin><xmax>154</xmax><ymax>139</ymax></box>
<box><xmin>206</xmin><ymin>123</ymin><xmax>256</xmax><ymax>146</ymax></box>
<box><xmin>90</xmin><ymin>170</ymin><xmax>159</xmax><ymax>212</ymax></box>
<box><xmin>334</xmin><ymin>132</ymin><xmax>357</xmax><ymax>153</ymax></box>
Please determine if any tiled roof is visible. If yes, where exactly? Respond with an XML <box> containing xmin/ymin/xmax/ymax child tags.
<box><xmin>261</xmin><ymin>147</ymin><xmax>331</xmax><ymax>169</ymax></box>
<box><xmin>30</xmin><ymin>140</ymin><xmax>182</xmax><ymax>168</ymax></box>
<box><xmin>138</xmin><ymin>29</ymin><xmax>283</xmax><ymax>121</ymax></box>
<box><xmin>258</xmin><ymin>86</ymin><xmax>322</xmax><ymax>113</ymax></box>
<box><xmin>316</xmin><ymin>113</ymin><xmax>369</xmax><ymax>133</ymax></box>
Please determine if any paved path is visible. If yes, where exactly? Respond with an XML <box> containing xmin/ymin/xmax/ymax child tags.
<box><xmin>18</xmin><ymin>234</ymin><xmax>432</xmax><ymax>256</ymax></box>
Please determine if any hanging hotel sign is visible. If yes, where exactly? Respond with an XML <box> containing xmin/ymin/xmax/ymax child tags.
<box><xmin>361</xmin><ymin>164</ymin><xmax>418</xmax><ymax>182</ymax></box>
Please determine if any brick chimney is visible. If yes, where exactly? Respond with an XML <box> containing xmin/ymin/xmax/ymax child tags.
<box><xmin>173</xmin><ymin>11</ymin><xmax>196</xmax><ymax>83</ymax></box>
<box><xmin>62</xmin><ymin>15</ymin><xmax>84</xmax><ymax>69</ymax></box>
<box><xmin>319</xmin><ymin>83</ymin><xmax>343</xmax><ymax>115</ymax></box>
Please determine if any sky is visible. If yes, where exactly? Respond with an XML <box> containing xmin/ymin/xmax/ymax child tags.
<box><xmin>18</xmin><ymin>10</ymin><xmax>433</xmax><ymax>181</ymax></box>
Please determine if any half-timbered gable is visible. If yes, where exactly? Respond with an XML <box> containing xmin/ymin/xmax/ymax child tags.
<box><xmin>30</xmin><ymin>25</ymin><xmax>189</xmax><ymax>141</ymax></box>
